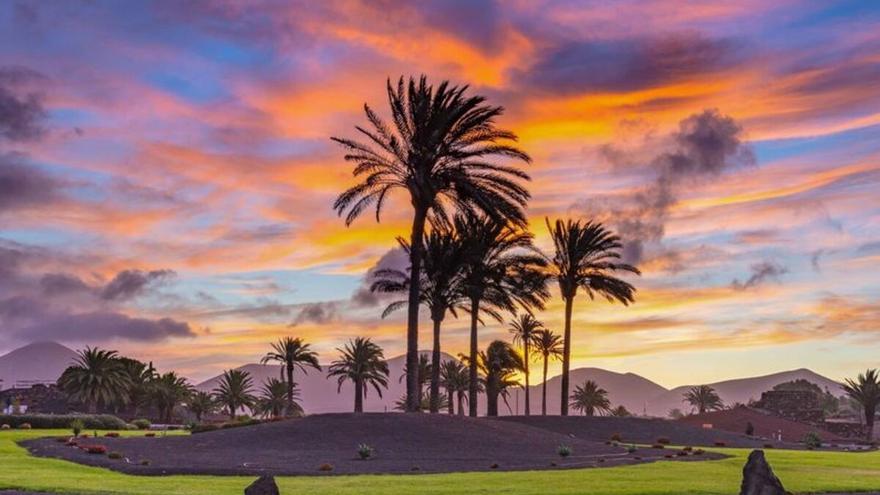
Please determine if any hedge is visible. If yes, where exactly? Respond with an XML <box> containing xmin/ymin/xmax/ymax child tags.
<box><xmin>0</xmin><ymin>413</ymin><xmax>127</xmax><ymax>430</ymax></box>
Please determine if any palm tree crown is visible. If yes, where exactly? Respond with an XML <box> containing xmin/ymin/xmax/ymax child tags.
<box><xmin>544</xmin><ymin>217</ymin><xmax>639</xmax><ymax>415</ymax></box>
<box><xmin>683</xmin><ymin>385</ymin><xmax>725</xmax><ymax>414</ymax></box>
<box><xmin>478</xmin><ymin>340</ymin><xmax>525</xmax><ymax>417</ymax></box>
<box><xmin>332</xmin><ymin>75</ymin><xmax>531</xmax><ymax>412</ymax></box>
<box><xmin>186</xmin><ymin>391</ymin><xmax>216</xmax><ymax>422</ymax></box>
<box><xmin>213</xmin><ymin>369</ymin><xmax>255</xmax><ymax>419</ymax></box>
<box><xmin>58</xmin><ymin>347</ymin><xmax>131</xmax><ymax>414</ymax></box>
<box><xmin>256</xmin><ymin>378</ymin><xmax>300</xmax><ymax>419</ymax></box>
<box><xmin>261</xmin><ymin>337</ymin><xmax>320</xmax><ymax>416</ymax></box>
<box><xmin>151</xmin><ymin>371</ymin><xmax>192</xmax><ymax>423</ymax></box>
<box><xmin>843</xmin><ymin>369</ymin><xmax>880</xmax><ymax>442</ymax></box>
<box><xmin>440</xmin><ymin>359</ymin><xmax>470</xmax><ymax>415</ymax></box>
<box><xmin>327</xmin><ymin>337</ymin><xmax>390</xmax><ymax>413</ymax></box>
<box><xmin>569</xmin><ymin>380</ymin><xmax>611</xmax><ymax>416</ymax></box>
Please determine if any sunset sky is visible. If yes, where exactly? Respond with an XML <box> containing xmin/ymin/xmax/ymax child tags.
<box><xmin>0</xmin><ymin>0</ymin><xmax>878</xmax><ymax>387</ymax></box>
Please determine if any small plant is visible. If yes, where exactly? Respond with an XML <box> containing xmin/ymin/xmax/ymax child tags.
<box><xmin>610</xmin><ymin>432</ymin><xmax>622</xmax><ymax>442</ymax></box>
<box><xmin>745</xmin><ymin>421</ymin><xmax>755</xmax><ymax>436</ymax></box>
<box><xmin>104</xmin><ymin>432</ymin><xmax>120</xmax><ymax>438</ymax></box>
<box><xmin>557</xmin><ymin>444</ymin><xmax>572</xmax><ymax>458</ymax></box>
<box><xmin>18</xmin><ymin>423</ymin><xmax>31</xmax><ymax>429</ymax></box>
<box><xmin>411</xmin><ymin>466</ymin><xmax>420</xmax><ymax>471</ymax></box>
<box><xmin>108</xmin><ymin>451</ymin><xmax>123</xmax><ymax>460</ymax></box>
<box><xmin>682</xmin><ymin>446</ymin><xmax>693</xmax><ymax>452</ymax></box>
<box><xmin>140</xmin><ymin>459</ymin><xmax>151</xmax><ymax>466</ymax></box>
<box><xmin>694</xmin><ymin>448</ymin><xmax>705</xmax><ymax>455</ymax></box>
<box><xmin>357</xmin><ymin>443</ymin><xmax>374</xmax><ymax>460</ymax></box>
<box><xmin>132</xmin><ymin>419</ymin><xmax>151</xmax><ymax>430</ymax></box>
<box><xmin>656</xmin><ymin>437</ymin><xmax>670</xmax><ymax>445</ymax></box>
<box><xmin>803</xmin><ymin>431</ymin><xmax>822</xmax><ymax>449</ymax></box>
<box><xmin>70</xmin><ymin>419</ymin><xmax>84</xmax><ymax>437</ymax></box>
<box><xmin>627</xmin><ymin>444</ymin><xmax>637</xmax><ymax>454</ymax></box>
<box><xmin>145</xmin><ymin>432</ymin><xmax>156</xmax><ymax>438</ymax></box>
<box><xmin>490</xmin><ymin>463</ymin><xmax>499</xmax><ymax>469</ymax></box>
<box><xmin>651</xmin><ymin>443</ymin><xmax>665</xmax><ymax>449</ymax></box>
<box><xmin>84</xmin><ymin>445</ymin><xmax>107</xmax><ymax>454</ymax></box>
<box><xmin>318</xmin><ymin>463</ymin><xmax>333</xmax><ymax>472</ymax></box>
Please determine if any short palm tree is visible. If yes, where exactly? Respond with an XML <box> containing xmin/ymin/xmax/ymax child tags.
<box><xmin>151</xmin><ymin>372</ymin><xmax>192</xmax><ymax>423</ymax></box>
<box><xmin>610</xmin><ymin>405</ymin><xmax>631</xmax><ymax>417</ymax></box>
<box><xmin>256</xmin><ymin>378</ymin><xmax>300</xmax><ymax>419</ymax></box>
<box><xmin>186</xmin><ymin>391</ymin><xmax>216</xmax><ymax>422</ymax></box>
<box><xmin>457</xmin><ymin>214</ymin><xmax>549</xmax><ymax>416</ymax></box>
<box><xmin>843</xmin><ymin>369</ymin><xmax>880</xmax><ymax>442</ymax></box>
<box><xmin>569</xmin><ymin>380</ymin><xmax>611</xmax><ymax>416</ymax></box>
<box><xmin>509</xmin><ymin>314</ymin><xmax>544</xmax><ymax>416</ymax></box>
<box><xmin>440</xmin><ymin>359</ymin><xmax>470</xmax><ymax>415</ymax></box>
<box><xmin>332</xmin><ymin>75</ymin><xmax>531</xmax><ymax>412</ymax></box>
<box><xmin>683</xmin><ymin>385</ymin><xmax>724</xmax><ymax>414</ymax></box>
<box><xmin>58</xmin><ymin>347</ymin><xmax>131</xmax><ymax>414</ymax></box>
<box><xmin>543</xmin><ymin>218</ymin><xmax>639</xmax><ymax>415</ymax></box>
<box><xmin>213</xmin><ymin>369</ymin><xmax>255</xmax><ymax>419</ymax></box>
<box><xmin>260</xmin><ymin>337</ymin><xmax>321</xmax><ymax>416</ymax></box>
<box><xmin>532</xmin><ymin>329</ymin><xmax>563</xmax><ymax>415</ymax></box>
<box><xmin>371</xmin><ymin>228</ymin><xmax>468</xmax><ymax>413</ymax></box>
<box><xmin>478</xmin><ymin>340</ymin><xmax>525</xmax><ymax>417</ymax></box>
<box><xmin>327</xmin><ymin>337</ymin><xmax>390</xmax><ymax>413</ymax></box>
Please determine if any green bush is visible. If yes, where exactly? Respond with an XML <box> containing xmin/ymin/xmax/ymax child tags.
<box><xmin>70</xmin><ymin>419</ymin><xmax>85</xmax><ymax>437</ymax></box>
<box><xmin>0</xmin><ymin>414</ymin><xmax>126</xmax><ymax>430</ymax></box>
<box><xmin>357</xmin><ymin>443</ymin><xmax>374</xmax><ymax>460</ymax></box>
<box><xmin>557</xmin><ymin>445</ymin><xmax>572</xmax><ymax>458</ymax></box>
<box><xmin>132</xmin><ymin>419</ymin><xmax>151</xmax><ymax>430</ymax></box>
<box><xmin>803</xmin><ymin>431</ymin><xmax>822</xmax><ymax>449</ymax></box>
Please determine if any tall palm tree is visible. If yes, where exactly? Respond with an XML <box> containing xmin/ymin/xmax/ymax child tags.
<box><xmin>509</xmin><ymin>314</ymin><xmax>544</xmax><ymax>416</ymax></box>
<box><xmin>213</xmin><ymin>369</ymin><xmax>255</xmax><ymax>419</ymax></box>
<box><xmin>256</xmin><ymin>378</ymin><xmax>300</xmax><ymax>419</ymax></box>
<box><xmin>116</xmin><ymin>357</ymin><xmax>156</xmax><ymax>416</ymax></box>
<box><xmin>532</xmin><ymin>329</ymin><xmax>563</xmax><ymax>415</ymax></box>
<box><xmin>543</xmin><ymin>218</ymin><xmax>639</xmax><ymax>415</ymax></box>
<box><xmin>843</xmin><ymin>369</ymin><xmax>880</xmax><ymax>442</ymax></box>
<box><xmin>186</xmin><ymin>391</ymin><xmax>216</xmax><ymax>422</ymax></box>
<box><xmin>440</xmin><ymin>359</ymin><xmax>470</xmax><ymax>415</ymax></box>
<box><xmin>478</xmin><ymin>340</ymin><xmax>524</xmax><ymax>417</ymax></box>
<box><xmin>458</xmin><ymin>214</ymin><xmax>549</xmax><ymax>416</ymax></box>
<box><xmin>372</xmin><ymin>228</ymin><xmax>468</xmax><ymax>413</ymax></box>
<box><xmin>327</xmin><ymin>337</ymin><xmax>390</xmax><ymax>413</ymax></box>
<box><xmin>58</xmin><ymin>347</ymin><xmax>131</xmax><ymax>414</ymax></box>
<box><xmin>683</xmin><ymin>385</ymin><xmax>724</xmax><ymax>414</ymax></box>
<box><xmin>151</xmin><ymin>372</ymin><xmax>192</xmax><ymax>423</ymax></box>
<box><xmin>332</xmin><ymin>75</ymin><xmax>531</xmax><ymax>411</ymax></box>
<box><xmin>570</xmin><ymin>380</ymin><xmax>611</xmax><ymax>416</ymax></box>
<box><xmin>260</xmin><ymin>337</ymin><xmax>321</xmax><ymax>416</ymax></box>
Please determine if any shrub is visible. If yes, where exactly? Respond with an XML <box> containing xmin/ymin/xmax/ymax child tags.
<box><xmin>357</xmin><ymin>443</ymin><xmax>374</xmax><ymax>460</ymax></box>
<box><xmin>318</xmin><ymin>463</ymin><xmax>333</xmax><ymax>472</ymax></box>
<box><xmin>610</xmin><ymin>432</ymin><xmax>622</xmax><ymax>442</ymax></box>
<box><xmin>145</xmin><ymin>432</ymin><xmax>156</xmax><ymax>438</ymax></box>
<box><xmin>557</xmin><ymin>445</ymin><xmax>572</xmax><ymax>458</ymax></box>
<box><xmin>682</xmin><ymin>446</ymin><xmax>693</xmax><ymax>452</ymax></box>
<box><xmin>664</xmin><ymin>454</ymin><xmax>673</xmax><ymax>458</ymax></box>
<box><xmin>84</xmin><ymin>445</ymin><xmax>107</xmax><ymax>454</ymax></box>
<box><xmin>189</xmin><ymin>423</ymin><xmax>219</xmax><ymax>434</ymax></box>
<box><xmin>745</xmin><ymin>421</ymin><xmax>755</xmax><ymax>436</ymax></box>
<box><xmin>627</xmin><ymin>444</ymin><xmax>637</xmax><ymax>454</ymax></box>
<box><xmin>410</xmin><ymin>466</ymin><xmax>420</xmax><ymax>471</ymax></box>
<box><xmin>803</xmin><ymin>431</ymin><xmax>822</xmax><ymax>449</ymax></box>
<box><xmin>694</xmin><ymin>448</ymin><xmax>705</xmax><ymax>455</ymax></box>
<box><xmin>656</xmin><ymin>437</ymin><xmax>671</xmax><ymax>445</ymax></box>
<box><xmin>18</xmin><ymin>423</ymin><xmax>32</xmax><ymax>429</ymax></box>
<box><xmin>132</xmin><ymin>419</ymin><xmax>151</xmax><ymax>430</ymax></box>
<box><xmin>70</xmin><ymin>419</ymin><xmax>85</xmax><ymax>437</ymax></box>
<box><xmin>651</xmin><ymin>443</ymin><xmax>665</xmax><ymax>449</ymax></box>
<box><xmin>714</xmin><ymin>441</ymin><xmax>727</xmax><ymax>447</ymax></box>
<box><xmin>108</xmin><ymin>451</ymin><xmax>123</xmax><ymax>460</ymax></box>
<box><xmin>0</xmin><ymin>414</ymin><xmax>126</xmax><ymax>430</ymax></box>
<box><xmin>490</xmin><ymin>463</ymin><xmax>499</xmax><ymax>469</ymax></box>
<box><xmin>139</xmin><ymin>459</ymin><xmax>151</xmax><ymax>466</ymax></box>
<box><xmin>104</xmin><ymin>432</ymin><xmax>120</xmax><ymax>438</ymax></box>
<box><xmin>676</xmin><ymin>450</ymin><xmax>688</xmax><ymax>456</ymax></box>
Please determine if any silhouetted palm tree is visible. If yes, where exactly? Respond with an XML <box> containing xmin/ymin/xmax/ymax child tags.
<box><xmin>260</xmin><ymin>337</ymin><xmax>321</xmax><ymax>416</ymax></box>
<box><xmin>332</xmin><ymin>75</ymin><xmax>531</xmax><ymax>411</ymax></box>
<box><xmin>256</xmin><ymin>378</ymin><xmax>300</xmax><ymax>419</ymax></box>
<box><xmin>543</xmin><ymin>218</ymin><xmax>639</xmax><ymax>415</ymax></box>
<box><xmin>372</xmin><ymin>228</ymin><xmax>468</xmax><ymax>413</ymax></box>
<box><xmin>213</xmin><ymin>369</ymin><xmax>255</xmax><ymax>419</ymax></box>
<box><xmin>186</xmin><ymin>391</ymin><xmax>216</xmax><ymax>422</ymax></box>
<box><xmin>58</xmin><ymin>347</ymin><xmax>131</xmax><ymax>414</ymax></box>
<box><xmin>509</xmin><ymin>314</ymin><xmax>544</xmax><ymax>416</ymax></box>
<box><xmin>478</xmin><ymin>340</ymin><xmax>524</xmax><ymax>417</ymax></box>
<box><xmin>151</xmin><ymin>372</ymin><xmax>192</xmax><ymax>423</ymax></box>
<box><xmin>457</xmin><ymin>214</ymin><xmax>548</xmax><ymax>416</ymax></box>
<box><xmin>440</xmin><ymin>359</ymin><xmax>469</xmax><ymax>415</ymax></box>
<box><xmin>532</xmin><ymin>329</ymin><xmax>563</xmax><ymax>416</ymax></box>
<box><xmin>327</xmin><ymin>337</ymin><xmax>390</xmax><ymax>413</ymax></box>
<box><xmin>843</xmin><ymin>369</ymin><xmax>880</xmax><ymax>442</ymax></box>
<box><xmin>683</xmin><ymin>385</ymin><xmax>724</xmax><ymax>414</ymax></box>
<box><xmin>610</xmin><ymin>405</ymin><xmax>631</xmax><ymax>417</ymax></box>
<box><xmin>117</xmin><ymin>357</ymin><xmax>156</xmax><ymax>416</ymax></box>
<box><xmin>570</xmin><ymin>380</ymin><xmax>611</xmax><ymax>416</ymax></box>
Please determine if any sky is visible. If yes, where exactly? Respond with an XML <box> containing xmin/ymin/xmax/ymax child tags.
<box><xmin>0</xmin><ymin>0</ymin><xmax>878</xmax><ymax>387</ymax></box>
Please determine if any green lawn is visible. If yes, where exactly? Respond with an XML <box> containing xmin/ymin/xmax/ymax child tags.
<box><xmin>2</xmin><ymin>429</ymin><xmax>879</xmax><ymax>495</ymax></box>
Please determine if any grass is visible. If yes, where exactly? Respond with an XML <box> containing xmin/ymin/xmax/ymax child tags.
<box><xmin>2</xmin><ymin>429</ymin><xmax>880</xmax><ymax>494</ymax></box>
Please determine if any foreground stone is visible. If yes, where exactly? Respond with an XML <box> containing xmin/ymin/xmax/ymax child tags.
<box><xmin>740</xmin><ymin>449</ymin><xmax>788</xmax><ymax>495</ymax></box>
<box><xmin>244</xmin><ymin>475</ymin><xmax>279</xmax><ymax>495</ymax></box>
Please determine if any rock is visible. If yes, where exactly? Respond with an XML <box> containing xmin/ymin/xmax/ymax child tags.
<box><xmin>740</xmin><ymin>450</ymin><xmax>788</xmax><ymax>495</ymax></box>
<box><xmin>244</xmin><ymin>475</ymin><xmax>279</xmax><ymax>495</ymax></box>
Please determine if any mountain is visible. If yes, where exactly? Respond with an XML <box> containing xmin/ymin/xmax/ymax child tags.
<box><xmin>0</xmin><ymin>342</ymin><xmax>78</xmax><ymax>390</ymax></box>
<box><xmin>645</xmin><ymin>368</ymin><xmax>845</xmax><ymax>417</ymax></box>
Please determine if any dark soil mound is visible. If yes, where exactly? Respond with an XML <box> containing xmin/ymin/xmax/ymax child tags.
<box><xmin>496</xmin><ymin>415</ymin><xmax>769</xmax><ymax>447</ymax></box>
<box><xmin>24</xmin><ymin>413</ymin><xmax>712</xmax><ymax>475</ymax></box>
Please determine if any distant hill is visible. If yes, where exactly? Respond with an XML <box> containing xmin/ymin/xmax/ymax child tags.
<box><xmin>0</xmin><ymin>342</ymin><xmax>78</xmax><ymax>390</ymax></box>
<box><xmin>646</xmin><ymin>368</ymin><xmax>845</xmax><ymax>417</ymax></box>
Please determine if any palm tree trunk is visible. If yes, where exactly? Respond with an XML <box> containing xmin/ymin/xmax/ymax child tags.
<box><xmin>560</xmin><ymin>296</ymin><xmax>574</xmax><ymax>416</ymax></box>
<box><xmin>468</xmin><ymin>296</ymin><xmax>480</xmax><ymax>417</ymax></box>
<box><xmin>286</xmin><ymin>363</ymin><xmax>294</xmax><ymax>416</ymax></box>
<box><xmin>542</xmin><ymin>355</ymin><xmax>548</xmax><ymax>416</ymax></box>
<box><xmin>429</xmin><ymin>317</ymin><xmax>442</xmax><ymax>413</ymax></box>
<box><xmin>524</xmin><ymin>340</ymin><xmax>530</xmax><ymax>416</ymax></box>
<box><xmin>486</xmin><ymin>379</ymin><xmax>498</xmax><ymax>417</ymax></box>
<box><xmin>405</xmin><ymin>208</ymin><xmax>427</xmax><ymax>413</ymax></box>
<box><xmin>446</xmin><ymin>384</ymin><xmax>454</xmax><ymax>415</ymax></box>
<box><xmin>354</xmin><ymin>378</ymin><xmax>364</xmax><ymax>413</ymax></box>
<box><xmin>457</xmin><ymin>390</ymin><xmax>465</xmax><ymax>416</ymax></box>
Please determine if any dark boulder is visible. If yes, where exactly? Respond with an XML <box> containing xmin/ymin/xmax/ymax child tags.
<box><xmin>740</xmin><ymin>450</ymin><xmax>788</xmax><ymax>495</ymax></box>
<box><xmin>244</xmin><ymin>475</ymin><xmax>279</xmax><ymax>495</ymax></box>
